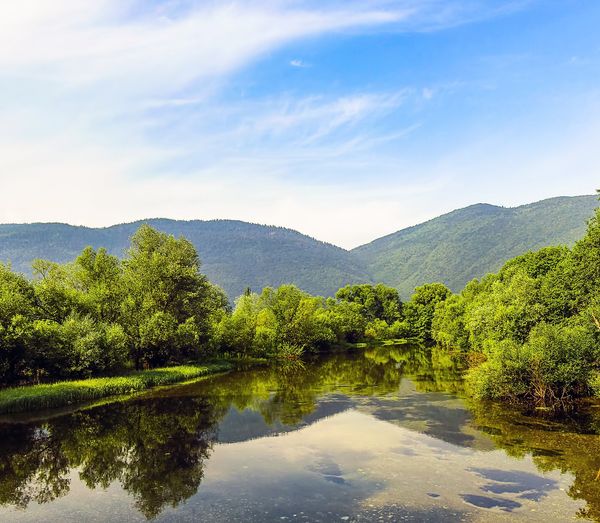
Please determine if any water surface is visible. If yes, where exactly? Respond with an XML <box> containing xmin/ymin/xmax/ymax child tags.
<box><xmin>1</xmin><ymin>346</ymin><xmax>599</xmax><ymax>522</ymax></box>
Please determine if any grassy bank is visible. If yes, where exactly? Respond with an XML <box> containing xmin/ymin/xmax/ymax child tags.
<box><xmin>0</xmin><ymin>362</ymin><xmax>234</xmax><ymax>415</ymax></box>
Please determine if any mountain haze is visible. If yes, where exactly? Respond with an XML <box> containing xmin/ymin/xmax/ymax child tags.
<box><xmin>352</xmin><ymin>195</ymin><xmax>598</xmax><ymax>297</ymax></box>
<box><xmin>0</xmin><ymin>195</ymin><xmax>596</xmax><ymax>300</ymax></box>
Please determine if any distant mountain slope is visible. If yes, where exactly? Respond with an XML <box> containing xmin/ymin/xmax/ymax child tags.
<box><xmin>0</xmin><ymin>219</ymin><xmax>372</xmax><ymax>299</ymax></box>
<box><xmin>1</xmin><ymin>195</ymin><xmax>597</xmax><ymax>300</ymax></box>
<box><xmin>353</xmin><ymin>195</ymin><xmax>598</xmax><ymax>298</ymax></box>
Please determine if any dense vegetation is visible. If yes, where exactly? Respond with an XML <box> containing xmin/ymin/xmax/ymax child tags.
<box><xmin>432</xmin><ymin>201</ymin><xmax>600</xmax><ymax>411</ymax></box>
<box><xmin>1</xmin><ymin>195</ymin><xmax>596</xmax><ymax>300</ymax></box>
<box><xmin>0</xmin><ymin>226</ymin><xmax>231</xmax><ymax>385</ymax></box>
<box><xmin>353</xmin><ymin>194</ymin><xmax>597</xmax><ymax>298</ymax></box>
<box><xmin>1</xmin><ymin>196</ymin><xmax>598</xmax><ymax>414</ymax></box>
<box><xmin>0</xmin><ymin>224</ymin><xmax>433</xmax><ymax>388</ymax></box>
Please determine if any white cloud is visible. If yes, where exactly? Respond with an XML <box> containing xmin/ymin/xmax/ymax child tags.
<box><xmin>0</xmin><ymin>1</ymin><xmax>436</xmax><ymax>247</ymax></box>
<box><xmin>0</xmin><ymin>1</ymin><xmax>405</xmax><ymax>97</ymax></box>
<box><xmin>3</xmin><ymin>0</ymin><xmax>593</xmax><ymax>251</ymax></box>
<box><xmin>224</xmin><ymin>92</ymin><xmax>409</xmax><ymax>147</ymax></box>
<box><xmin>290</xmin><ymin>59</ymin><xmax>309</xmax><ymax>68</ymax></box>
<box><xmin>421</xmin><ymin>87</ymin><xmax>435</xmax><ymax>100</ymax></box>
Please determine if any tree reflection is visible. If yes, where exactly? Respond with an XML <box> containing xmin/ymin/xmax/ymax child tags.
<box><xmin>1</xmin><ymin>346</ymin><xmax>600</xmax><ymax>521</ymax></box>
<box><xmin>0</xmin><ymin>349</ymin><xmax>406</xmax><ymax>518</ymax></box>
<box><xmin>0</xmin><ymin>424</ymin><xmax>69</xmax><ymax>507</ymax></box>
<box><xmin>0</xmin><ymin>397</ymin><xmax>226</xmax><ymax>519</ymax></box>
<box><xmin>469</xmin><ymin>401</ymin><xmax>600</xmax><ymax>521</ymax></box>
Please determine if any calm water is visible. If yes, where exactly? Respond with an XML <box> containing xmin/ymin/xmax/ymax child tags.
<box><xmin>1</xmin><ymin>345</ymin><xmax>600</xmax><ymax>522</ymax></box>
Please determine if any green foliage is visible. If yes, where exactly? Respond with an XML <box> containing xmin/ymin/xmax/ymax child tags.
<box><xmin>354</xmin><ymin>195</ymin><xmax>598</xmax><ymax>298</ymax></box>
<box><xmin>335</xmin><ymin>283</ymin><xmax>402</xmax><ymax>323</ymax></box>
<box><xmin>402</xmin><ymin>283</ymin><xmax>451</xmax><ymax>343</ymax></box>
<box><xmin>0</xmin><ymin>226</ymin><xmax>230</xmax><ymax>385</ymax></box>
<box><xmin>364</xmin><ymin>318</ymin><xmax>401</xmax><ymax>340</ymax></box>
<box><xmin>467</xmin><ymin>324</ymin><xmax>598</xmax><ymax>410</ymax></box>
<box><xmin>335</xmin><ymin>283</ymin><xmax>403</xmax><ymax>341</ymax></box>
<box><xmin>0</xmin><ymin>363</ymin><xmax>232</xmax><ymax>414</ymax></box>
<box><xmin>434</xmin><ymin>204</ymin><xmax>600</xmax><ymax>410</ymax></box>
<box><xmin>217</xmin><ymin>285</ymin><xmax>335</xmax><ymax>357</ymax></box>
<box><xmin>121</xmin><ymin>225</ymin><xmax>227</xmax><ymax>367</ymax></box>
<box><xmin>431</xmin><ymin>294</ymin><xmax>469</xmax><ymax>351</ymax></box>
<box><xmin>322</xmin><ymin>299</ymin><xmax>367</xmax><ymax>343</ymax></box>
<box><xmin>29</xmin><ymin>316</ymin><xmax>128</xmax><ymax>379</ymax></box>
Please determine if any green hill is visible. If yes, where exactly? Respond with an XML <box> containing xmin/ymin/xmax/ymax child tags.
<box><xmin>0</xmin><ymin>219</ymin><xmax>372</xmax><ymax>299</ymax></box>
<box><xmin>0</xmin><ymin>195</ymin><xmax>597</xmax><ymax>300</ymax></box>
<box><xmin>352</xmin><ymin>195</ymin><xmax>598</xmax><ymax>297</ymax></box>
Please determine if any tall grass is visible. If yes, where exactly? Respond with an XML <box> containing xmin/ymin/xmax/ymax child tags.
<box><xmin>0</xmin><ymin>362</ymin><xmax>233</xmax><ymax>414</ymax></box>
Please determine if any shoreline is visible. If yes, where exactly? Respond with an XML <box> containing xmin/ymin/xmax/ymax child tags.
<box><xmin>0</xmin><ymin>361</ymin><xmax>236</xmax><ymax>415</ymax></box>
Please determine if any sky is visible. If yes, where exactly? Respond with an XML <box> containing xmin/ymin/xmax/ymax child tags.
<box><xmin>1</xmin><ymin>0</ymin><xmax>599</xmax><ymax>249</ymax></box>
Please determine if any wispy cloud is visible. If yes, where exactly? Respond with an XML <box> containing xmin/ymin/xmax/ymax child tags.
<box><xmin>290</xmin><ymin>59</ymin><xmax>310</xmax><ymax>68</ymax></box>
<box><xmin>227</xmin><ymin>92</ymin><xmax>408</xmax><ymax>145</ymax></box>
<box><xmin>3</xmin><ymin>0</ymin><xmax>591</xmax><ymax>250</ymax></box>
<box><xmin>0</xmin><ymin>1</ymin><xmax>406</xmax><ymax>97</ymax></box>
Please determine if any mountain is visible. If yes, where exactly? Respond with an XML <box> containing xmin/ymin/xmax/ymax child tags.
<box><xmin>0</xmin><ymin>219</ymin><xmax>372</xmax><ymax>299</ymax></box>
<box><xmin>0</xmin><ymin>195</ymin><xmax>597</xmax><ymax>300</ymax></box>
<box><xmin>352</xmin><ymin>195</ymin><xmax>598</xmax><ymax>297</ymax></box>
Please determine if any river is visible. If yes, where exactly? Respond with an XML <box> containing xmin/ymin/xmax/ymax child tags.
<box><xmin>0</xmin><ymin>345</ymin><xmax>598</xmax><ymax>522</ymax></box>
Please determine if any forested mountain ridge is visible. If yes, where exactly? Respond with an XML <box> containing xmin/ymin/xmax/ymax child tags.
<box><xmin>0</xmin><ymin>219</ymin><xmax>372</xmax><ymax>299</ymax></box>
<box><xmin>0</xmin><ymin>195</ymin><xmax>596</xmax><ymax>299</ymax></box>
<box><xmin>352</xmin><ymin>194</ymin><xmax>598</xmax><ymax>298</ymax></box>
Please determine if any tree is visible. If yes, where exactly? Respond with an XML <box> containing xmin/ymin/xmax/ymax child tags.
<box><xmin>72</xmin><ymin>247</ymin><xmax>124</xmax><ymax>323</ymax></box>
<box><xmin>569</xmin><ymin>208</ymin><xmax>600</xmax><ymax>312</ymax></box>
<box><xmin>0</xmin><ymin>264</ymin><xmax>38</xmax><ymax>383</ymax></box>
<box><xmin>335</xmin><ymin>284</ymin><xmax>402</xmax><ymax>324</ymax></box>
<box><xmin>403</xmin><ymin>283</ymin><xmax>451</xmax><ymax>343</ymax></box>
<box><xmin>323</xmin><ymin>299</ymin><xmax>367</xmax><ymax>343</ymax></box>
<box><xmin>120</xmin><ymin>225</ymin><xmax>227</xmax><ymax>368</ymax></box>
<box><xmin>431</xmin><ymin>293</ymin><xmax>469</xmax><ymax>351</ymax></box>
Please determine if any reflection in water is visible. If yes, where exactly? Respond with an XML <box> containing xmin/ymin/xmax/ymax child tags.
<box><xmin>0</xmin><ymin>397</ymin><xmax>223</xmax><ymax>518</ymax></box>
<box><xmin>0</xmin><ymin>346</ymin><xmax>597</xmax><ymax>521</ymax></box>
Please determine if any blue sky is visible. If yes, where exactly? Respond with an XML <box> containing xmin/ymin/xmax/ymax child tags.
<box><xmin>1</xmin><ymin>0</ymin><xmax>598</xmax><ymax>247</ymax></box>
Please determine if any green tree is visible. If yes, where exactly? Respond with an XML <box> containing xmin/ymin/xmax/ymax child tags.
<box><xmin>120</xmin><ymin>225</ymin><xmax>227</xmax><ymax>368</ymax></box>
<box><xmin>71</xmin><ymin>247</ymin><xmax>124</xmax><ymax>323</ymax></box>
<box><xmin>0</xmin><ymin>264</ymin><xmax>38</xmax><ymax>383</ymax></box>
<box><xmin>403</xmin><ymin>283</ymin><xmax>451</xmax><ymax>343</ymax></box>
<box><xmin>335</xmin><ymin>284</ymin><xmax>402</xmax><ymax>324</ymax></box>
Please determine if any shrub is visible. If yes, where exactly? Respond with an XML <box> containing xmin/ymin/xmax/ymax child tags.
<box><xmin>467</xmin><ymin>323</ymin><xmax>598</xmax><ymax>410</ymax></box>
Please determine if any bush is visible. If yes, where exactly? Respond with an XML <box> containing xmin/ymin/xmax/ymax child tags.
<box><xmin>364</xmin><ymin>319</ymin><xmax>403</xmax><ymax>340</ymax></box>
<box><xmin>467</xmin><ymin>323</ymin><xmax>598</xmax><ymax>410</ymax></box>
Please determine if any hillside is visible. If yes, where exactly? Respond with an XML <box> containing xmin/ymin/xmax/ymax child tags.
<box><xmin>0</xmin><ymin>195</ymin><xmax>597</xmax><ymax>300</ymax></box>
<box><xmin>0</xmin><ymin>219</ymin><xmax>372</xmax><ymax>299</ymax></box>
<box><xmin>352</xmin><ymin>194</ymin><xmax>598</xmax><ymax>297</ymax></box>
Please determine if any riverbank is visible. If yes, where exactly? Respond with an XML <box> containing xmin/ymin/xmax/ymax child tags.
<box><xmin>0</xmin><ymin>362</ymin><xmax>235</xmax><ymax>415</ymax></box>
